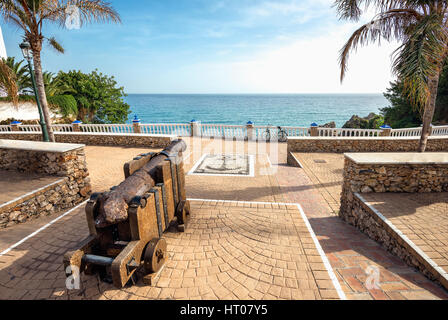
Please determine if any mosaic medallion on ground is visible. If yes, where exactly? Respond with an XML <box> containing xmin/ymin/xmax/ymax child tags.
<box><xmin>188</xmin><ymin>154</ymin><xmax>255</xmax><ymax>176</ymax></box>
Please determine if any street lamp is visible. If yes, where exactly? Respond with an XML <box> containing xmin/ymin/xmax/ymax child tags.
<box><xmin>19</xmin><ymin>40</ymin><xmax>50</xmax><ymax>142</ymax></box>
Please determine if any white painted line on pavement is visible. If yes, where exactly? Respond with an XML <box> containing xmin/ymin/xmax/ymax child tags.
<box><xmin>0</xmin><ymin>200</ymin><xmax>88</xmax><ymax>257</ymax></box>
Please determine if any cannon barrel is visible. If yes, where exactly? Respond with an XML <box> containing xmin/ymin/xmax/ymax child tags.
<box><xmin>94</xmin><ymin>139</ymin><xmax>187</xmax><ymax>228</ymax></box>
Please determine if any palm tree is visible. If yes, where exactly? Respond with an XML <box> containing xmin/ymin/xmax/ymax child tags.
<box><xmin>335</xmin><ymin>0</ymin><xmax>448</xmax><ymax>152</ymax></box>
<box><xmin>0</xmin><ymin>0</ymin><xmax>121</xmax><ymax>142</ymax></box>
<box><xmin>42</xmin><ymin>71</ymin><xmax>74</xmax><ymax>97</ymax></box>
<box><xmin>0</xmin><ymin>58</ymin><xmax>18</xmax><ymax>105</ymax></box>
<box><xmin>3</xmin><ymin>57</ymin><xmax>31</xmax><ymax>92</ymax></box>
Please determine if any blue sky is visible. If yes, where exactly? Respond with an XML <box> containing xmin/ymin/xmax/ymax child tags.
<box><xmin>1</xmin><ymin>0</ymin><xmax>398</xmax><ymax>94</ymax></box>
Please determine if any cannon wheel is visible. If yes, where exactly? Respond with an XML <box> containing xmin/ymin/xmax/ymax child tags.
<box><xmin>143</xmin><ymin>238</ymin><xmax>167</xmax><ymax>274</ymax></box>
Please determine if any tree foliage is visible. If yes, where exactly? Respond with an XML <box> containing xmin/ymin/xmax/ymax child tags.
<box><xmin>0</xmin><ymin>0</ymin><xmax>121</xmax><ymax>141</ymax></box>
<box><xmin>54</xmin><ymin>69</ymin><xmax>130</xmax><ymax>123</ymax></box>
<box><xmin>335</xmin><ymin>0</ymin><xmax>448</xmax><ymax>151</ymax></box>
<box><xmin>47</xmin><ymin>94</ymin><xmax>78</xmax><ymax>118</ymax></box>
<box><xmin>0</xmin><ymin>58</ymin><xmax>18</xmax><ymax>106</ymax></box>
<box><xmin>381</xmin><ymin>63</ymin><xmax>448</xmax><ymax>128</ymax></box>
<box><xmin>3</xmin><ymin>57</ymin><xmax>31</xmax><ymax>93</ymax></box>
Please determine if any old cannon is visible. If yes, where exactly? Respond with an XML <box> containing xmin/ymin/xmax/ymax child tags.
<box><xmin>63</xmin><ymin>139</ymin><xmax>190</xmax><ymax>288</ymax></box>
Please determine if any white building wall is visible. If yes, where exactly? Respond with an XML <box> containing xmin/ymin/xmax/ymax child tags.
<box><xmin>0</xmin><ymin>26</ymin><xmax>7</xmax><ymax>60</ymax></box>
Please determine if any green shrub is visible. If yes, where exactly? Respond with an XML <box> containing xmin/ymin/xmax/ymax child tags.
<box><xmin>47</xmin><ymin>95</ymin><xmax>78</xmax><ymax>118</ymax></box>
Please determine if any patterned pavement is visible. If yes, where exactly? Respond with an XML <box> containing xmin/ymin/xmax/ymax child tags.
<box><xmin>361</xmin><ymin>193</ymin><xmax>448</xmax><ymax>287</ymax></box>
<box><xmin>291</xmin><ymin>153</ymin><xmax>344</xmax><ymax>214</ymax></box>
<box><xmin>1</xmin><ymin>138</ymin><xmax>447</xmax><ymax>300</ymax></box>
<box><xmin>284</xmin><ymin>152</ymin><xmax>448</xmax><ymax>300</ymax></box>
<box><xmin>0</xmin><ymin>200</ymin><xmax>340</xmax><ymax>300</ymax></box>
<box><xmin>0</xmin><ymin>171</ymin><xmax>61</xmax><ymax>205</ymax></box>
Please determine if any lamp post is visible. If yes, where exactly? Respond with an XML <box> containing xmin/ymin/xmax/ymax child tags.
<box><xmin>19</xmin><ymin>41</ymin><xmax>50</xmax><ymax>142</ymax></box>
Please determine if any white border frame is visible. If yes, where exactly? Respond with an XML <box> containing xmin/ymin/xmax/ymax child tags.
<box><xmin>187</xmin><ymin>153</ymin><xmax>255</xmax><ymax>177</ymax></box>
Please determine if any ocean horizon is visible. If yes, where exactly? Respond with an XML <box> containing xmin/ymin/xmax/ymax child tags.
<box><xmin>124</xmin><ymin>93</ymin><xmax>389</xmax><ymax>128</ymax></box>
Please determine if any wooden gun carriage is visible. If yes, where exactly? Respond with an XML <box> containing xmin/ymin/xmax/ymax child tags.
<box><xmin>63</xmin><ymin>140</ymin><xmax>190</xmax><ymax>288</ymax></box>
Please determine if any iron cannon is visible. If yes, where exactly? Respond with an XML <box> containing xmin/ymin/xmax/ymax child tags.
<box><xmin>63</xmin><ymin>139</ymin><xmax>190</xmax><ymax>288</ymax></box>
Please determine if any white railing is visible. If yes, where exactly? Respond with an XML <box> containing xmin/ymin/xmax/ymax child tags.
<box><xmin>282</xmin><ymin>126</ymin><xmax>310</xmax><ymax>137</ymax></box>
<box><xmin>318</xmin><ymin>128</ymin><xmax>381</xmax><ymax>137</ymax></box>
<box><xmin>431</xmin><ymin>125</ymin><xmax>448</xmax><ymax>136</ymax></box>
<box><xmin>52</xmin><ymin>124</ymin><xmax>73</xmax><ymax>132</ymax></box>
<box><xmin>0</xmin><ymin>125</ymin><xmax>11</xmax><ymax>132</ymax></box>
<box><xmin>201</xmin><ymin>124</ymin><xmax>246</xmax><ymax>139</ymax></box>
<box><xmin>20</xmin><ymin>125</ymin><xmax>41</xmax><ymax>132</ymax></box>
<box><xmin>390</xmin><ymin>127</ymin><xmax>422</xmax><ymax>137</ymax></box>
<box><xmin>140</xmin><ymin>123</ymin><xmax>191</xmax><ymax>136</ymax></box>
<box><xmin>80</xmin><ymin>124</ymin><xmax>134</xmax><ymax>134</ymax></box>
<box><xmin>0</xmin><ymin>122</ymin><xmax>447</xmax><ymax>139</ymax></box>
<box><xmin>253</xmin><ymin>126</ymin><xmax>309</xmax><ymax>139</ymax></box>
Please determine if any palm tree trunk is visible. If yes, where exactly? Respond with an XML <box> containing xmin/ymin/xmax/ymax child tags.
<box><xmin>418</xmin><ymin>75</ymin><xmax>440</xmax><ymax>152</ymax></box>
<box><xmin>32</xmin><ymin>50</ymin><xmax>55</xmax><ymax>142</ymax></box>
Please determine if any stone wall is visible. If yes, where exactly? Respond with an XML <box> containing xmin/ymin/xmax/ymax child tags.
<box><xmin>0</xmin><ymin>141</ymin><xmax>91</xmax><ymax>228</ymax></box>
<box><xmin>287</xmin><ymin>136</ymin><xmax>448</xmax><ymax>153</ymax></box>
<box><xmin>0</xmin><ymin>132</ymin><xmax>175</xmax><ymax>148</ymax></box>
<box><xmin>347</xmin><ymin>194</ymin><xmax>444</xmax><ymax>286</ymax></box>
<box><xmin>340</xmin><ymin>156</ymin><xmax>448</xmax><ymax>223</ymax></box>
<box><xmin>0</xmin><ymin>178</ymin><xmax>89</xmax><ymax>228</ymax></box>
<box><xmin>338</xmin><ymin>153</ymin><xmax>448</xmax><ymax>289</ymax></box>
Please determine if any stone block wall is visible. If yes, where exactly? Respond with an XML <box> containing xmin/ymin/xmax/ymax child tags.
<box><xmin>287</xmin><ymin>136</ymin><xmax>448</xmax><ymax>153</ymax></box>
<box><xmin>347</xmin><ymin>194</ymin><xmax>445</xmax><ymax>287</ymax></box>
<box><xmin>338</xmin><ymin>154</ymin><xmax>448</xmax><ymax>289</ymax></box>
<box><xmin>340</xmin><ymin>156</ymin><xmax>448</xmax><ymax>223</ymax></box>
<box><xmin>0</xmin><ymin>144</ymin><xmax>91</xmax><ymax>228</ymax></box>
<box><xmin>0</xmin><ymin>132</ymin><xmax>175</xmax><ymax>148</ymax></box>
<box><xmin>0</xmin><ymin>178</ymin><xmax>90</xmax><ymax>228</ymax></box>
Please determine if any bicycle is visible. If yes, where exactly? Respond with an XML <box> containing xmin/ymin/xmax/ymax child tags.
<box><xmin>262</xmin><ymin>125</ymin><xmax>288</xmax><ymax>142</ymax></box>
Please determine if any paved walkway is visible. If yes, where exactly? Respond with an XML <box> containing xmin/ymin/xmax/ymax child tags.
<box><xmin>286</xmin><ymin>152</ymin><xmax>448</xmax><ymax>300</ymax></box>
<box><xmin>0</xmin><ymin>146</ymin><xmax>341</xmax><ymax>300</ymax></box>
<box><xmin>362</xmin><ymin>193</ymin><xmax>448</xmax><ymax>287</ymax></box>
<box><xmin>291</xmin><ymin>153</ymin><xmax>344</xmax><ymax>214</ymax></box>
<box><xmin>1</xmin><ymin>138</ymin><xmax>447</xmax><ymax>300</ymax></box>
<box><xmin>84</xmin><ymin>146</ymin><xmax>162</xmax><ymax>192</ymax></box>
<box><xmin>0</xmin><ymin>171</ymin><xmax>61</xmax><ymax>205</ymax></box>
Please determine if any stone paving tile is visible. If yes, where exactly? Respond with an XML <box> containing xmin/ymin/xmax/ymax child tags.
<box><xmin>278</xmin><ymin>154</ymin><xmax>448</xmax><ymax>300</ymax></box>
<box><xmin>361</xmin><ymin>193</ymin><xmax>448</xmax><ymax>284</ymax></box>
<box><xmin>185</xmin><ymin>139</ymin><xmax>284</xmax><ymax>203</ymax></box>
<box><xmin>0</xmin><ymin>201</ymin><xmax>338</xmax><ymax>300</ymax></box>
<box><xmin>0</xmin><ymin>171</ymin><xmax>61</xmax><ymax>205</ymax></box>
<box><xmin>291</xmin><ymin>153</ymin><xmax>344</xmax><ymax>214</ymax></box>
<box><xmin>84</xmin><ymin>145</ymin><xmax>162</xmax><ymax>193</ymax></box>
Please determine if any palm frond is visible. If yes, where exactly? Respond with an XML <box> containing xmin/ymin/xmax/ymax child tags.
<box><xmin>0</xmin><ymin>59</ymin><xmax>19</xmax><ymax>107</ymax></box>
<box><xmin>47</xmin><ymin>36</ymin><xmax>65</xmax><ymax>53</ymax></box>
<box><xmin>333</xmin><ymin>0</ymin><xmax>402</xmax><ymax>21</ymax></box>
<box><xmin>392</xmin><ymin>13</ymin><xmax>448</xmax><ymax>109</ymax></box>
<box><xmin>339</xmin><ymin>9</ymin><xmax>422</xmax><ymax>81</ymax></box>
<box><xmin>40</xmin><ymin>0</ymin><xmax>121</xmax><ymax>28</ymax></box>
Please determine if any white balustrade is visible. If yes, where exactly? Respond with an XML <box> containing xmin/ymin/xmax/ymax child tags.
<box><xmin>282</xmin><ymin>126</ymin><xmax>310</xmax><ymax>137</ymax></box>
<box><xmin>0</xmin><ymin>125</ymin><xmax>11</xmax><ymax>132</ymax></box>
<box><xmin>2</xmin><ymin>121</ymin><xmax>446</xmax><ymax>140</ymax></box>
<box><xmin>80</xmin><ymin>124</ymin><xmax>133</xmax><ymax>134</ymax></box>
<box><xmin>52</xmin><ymin>124</ymin><xmax>73</xmax><ymax>132</ymax></box>
<box><xmin>390</xmin><ymin>127</ymin><xmax>422</xmax><ymax>137</ymax></box>
<box><xmin>431</xmin><ymin>125</ymin><xmax>448</xmax><ymax>136</ymax></box>
<box><xmin>201</xmin><ymin>124</ymin><xmax>246</xmax><ymax>139</ymax></box>
<box><xmin>318</xmin><ymin>128</ymin><xmax>381</xmax><ymax>137</ymax></box>
<box><xmin>20</xmin><ymin>125</ymin><xmax>41</xmax><ymax>132</ymax></box>
<box><xmin>140</xmin><ymin>123</ymin><xmax>191</xmax><ymax>136</ymax></box>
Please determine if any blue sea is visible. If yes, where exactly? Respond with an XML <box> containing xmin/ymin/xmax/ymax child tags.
<box><xmin>124</xmin><ymin>94</ymin><xmax>389</xmax><ymax>128</ymax></box>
